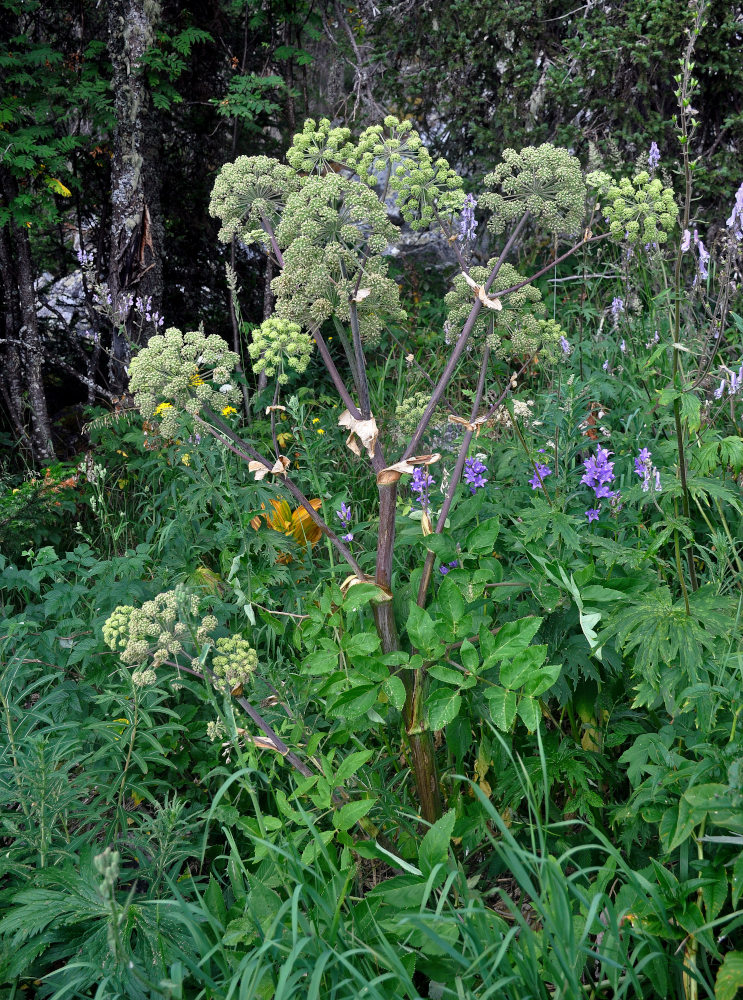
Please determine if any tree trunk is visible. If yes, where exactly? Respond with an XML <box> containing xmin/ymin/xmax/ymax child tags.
<box><xmin>0</xmin><ymin>226</ymin><xmax>30</xmax><ymax>450</ymax></box>
<box><xmin>0</xmin><ymin>170</ymin><xmax>56</xmax><ymax>462</ymax></box>
<box><xmin>106</xmin><ymin>0</ymin><xmax>164</xmax><ymax>392</ymax></box>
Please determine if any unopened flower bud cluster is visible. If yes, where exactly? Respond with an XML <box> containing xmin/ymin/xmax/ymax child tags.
<box><xmin>249</xmin><ymin>317</ymin><xmax>313</xmax><ymax>384</ymax></box>
<box><xmin>394</xmin><ymin>390</ymin><xmax>435</xmax><ymax>438</ymax></box>
<box><xmin>445</xmin><ymin>262</ymin><xmax>560</xmax><ymax>360</ymax></box>
<box><xmin>602</xmin><ymin>171</ymin><xmax>677</xmax><ymax>247</ymax></box>
<box><xmin>482</xmin><ymin>144</ymin><xmax>587</xmax><ymax>236</ymax></box>
<box><xmin>211</xmin><ymin>636</ymin><xmax>258</xmax><ymax>693</ymax></box>
<box><xmin>286</xmin><ymin>118</ymin><xmax>355</xmax><ymax>175</ymax></box>
<box><xmin>208</xmin><ymin>155</ymin><xmax>301</xmax><ymax>248</ymax></box>
<box><xmin>128</xmin><ymin>327</ymin><xmax>241</xmax><ymax>437</ymax></box>
<box><xmin>103</xmin><ymin>589</ymin><xmax>205</xmax><ymax>671</ymax></box>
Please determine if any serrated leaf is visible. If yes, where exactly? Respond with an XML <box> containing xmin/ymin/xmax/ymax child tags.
<box><xmin>343</xmin><ymin>631</ymin><xmax>380</xmax><ymax>657</ymax></box>
<box><xmin>407</xmin><ymin>603</ymin><xmax>438</xmax><ymax>653</ymax></box>
<box><xmin>382</xmin><ymin>675</ymin><xmax>406</xmax><ymax>710</ymax></box>
<box><xmin>464</xmin><ymin>516</ymin><xmax>500</xmax><ymax>554</ymax></box>
<box><xmin>521</xmin><ymin>661</ymin><xmax>561</xmax><ymax>698</ymax></box>
<box><xmin>459</xmin><ymin>639</ymin><xmax>479</xmax><ymax>672</ymax></box>
<box><xmin>485</xmin><ymin>687</ymin><xmax>518</xmax><ymax>730</ymax></box>
<box><xmin>334</xmin><ymin>798</ymin><xmax>375</xmax><ymax>831</ymax></box>
<box><xmin>518</xmin><ymin>696</ymin><xmax>540</xmax><ymax>731</ymax></box>
<box><xmin>684</xmin><ymin>784</ymin><xmax>731</xmax><ymax>811</ymax></box>
<box><xmin>437</xmin><ymin>577</ymin><xmax>465</xmax><ymax>624</ymax></box>
<box><xmin>428</xmin><ymin>664</ymin><xmax>464</xmax><ymax>686</ymax></box>
<box><xmin>715</xmin><ymin>951</ymin><xmax>743</xmax><ymax>1000</ymax></box>
<box><xmin>334</xmin><ymin>750</ymin><xmax>374</xmax><ymax>785</ymax></box>
<box><xmin>419</xmin><ymin>809</ymin><xmax>456</xmax><ymax>876</ymax></box>
<box><xmin>304</xmin><ymin>649</ymin><xmax>338</xmax><ymax>675</ymax></box>
<box><xmin>484</xmin><ymin>617</ymin><xmax>543</xmax><ymax>666</ymax></box>
<box><xmin>426</xmin><ymin>688</ymin><xmax>461</xmax><ymax>729</ymax></box>
<box><xmin>499</xmin><ymin>644</ymin><xmax>547</xmax><ymax>689</ymax></box>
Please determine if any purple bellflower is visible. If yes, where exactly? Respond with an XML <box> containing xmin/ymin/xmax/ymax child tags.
<box><xmin>464</xmin><ymin>456</ymin><xmax>488</xmax><ymax>494</ymax></box>
<box><xmin>528</xmin><ymin>462</ymin><xmax>552</xmax><ymax>490</ymax></box>
<box><xmin>439</xmin><ymin>560</ymin><xmax>460</xmax><ymax>576</ymax></box>
<box><xmin>634</xmin><ymin>447</ymin><xmax>661</xmax><ymax>493</ymax></box>
<box><xmin>411</xmin><ymin>467</ymin><xmax>434</xmax><ymax>512</ymax></box>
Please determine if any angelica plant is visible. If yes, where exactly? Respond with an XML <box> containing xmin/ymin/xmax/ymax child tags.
<box><xmin>129</xmin><ymin>114</ymin><xmax>677</xmax><ymax>824</ymax></box>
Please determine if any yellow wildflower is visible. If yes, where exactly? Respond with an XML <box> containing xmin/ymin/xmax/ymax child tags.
<box><xmin>250</xmin><ymin>498</ymin><xmax>323</xmax><ymax>563</ymax></box>
<box><xmin>317</xmin><ymin>428</ymin><xmax>325</xmax><ymax>435</ymax></box>
<box><xmin>221</xmin><ymin>405</ymin><xmax>237</xmax><ymax>416</ymax></box>
<box><xmin>312</xmin><ymin>417</ymin><xmax>320</xmax><ymax>424</ymax></box>
<box><xmin>189</xmin><ymin>373</ymin><xmax>205</xmax><ymax>387</ymax></box>
<box><xmin>181</xmin><ymin>453</ymin><xmax>190</xmax><ymax>466</ymax></box>
<box><xmin>154</xmin><ymin>402</ymin><xmax>173</xmax><ymax>416</ymax></box>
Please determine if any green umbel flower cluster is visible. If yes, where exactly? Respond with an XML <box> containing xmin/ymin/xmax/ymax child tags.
<box><xmin>482</xmin><ymin>144</ymin><xmax>586</xmax><ymax>236</ymax></box>
<box><xmin>103</xmin><ymin>589</ymin><xmax>205</xmax><ymax>669</ymax></box>
<box><xmin>602</xmin><ymin>171</ymin><xmax>677</xmax><ymax>246</ymax></box>
<box><xmin>209</xmin><ymin>155</ymin><xmax>301</xmax><ymax>248</ymax></box>
<box><xmin>271</xmin><ymin>172</ymin><xmax>405</xmax><ymax>342</ymax></box>
<box><xmin>277</xmin><ymin>173</ymin><xmax>397</xmax><ymax>256</ymax></box>
<box><xmin>286</xmin><ymin>118</ymin><xmax>355</xmax><ymax>175</ymax></box>
<box><xmin>212</xmin><ymin>636</ymin><xmax>258</xmax><ymax>693</ymax></box>
<box><xmin>353</xmin><ymin>116</ymin><xmax>465</xmax><ymax>230</ymax></box>
<box><xmin>445</xmin><ymin>262</ymin><xmax>551</xmax><ymax>359</ymax></box>
<box><xmin>395</xmin><ymin>390</ymin><xmax>436</xmax><ymax>438</ymax></box>
<box><xmin>272</xmin><ymin>250</ymin><xmax>404</xmax><ymax>345</ymax></box>
<box><xmin>128</xmin><ymin>327</ymin><xmax>241</xmax><ymax>437</ymax></box>
<box><xmin>248</xmin><ymin>317</ymin><xmax>313</xmax><ymax>384</ymax></box>
<box><xmin>534</xmin><ymin>319</ymin><xmax>568</xmax><ymax>362</ymax></box>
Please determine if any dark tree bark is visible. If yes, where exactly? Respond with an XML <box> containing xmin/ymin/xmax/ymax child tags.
<box><xmin>106</xmin><ymin>0</ymin><xmax>164</xmax><ymax>391</ymax></box>
<box><xmin>0</xmin><ymin>226</ymin><xmax>29</xmax><ymax>449</ymax></box>
<box><xmin>0</xmin><ymin>170</ymin><xmax>56</xmax><ymax>462</ymax></box>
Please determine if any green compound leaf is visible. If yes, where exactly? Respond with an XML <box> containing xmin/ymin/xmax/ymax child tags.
<box><xmin>715</xmin><ymin>951</ymin><xmax>743</xmax><ymax>1000</ymax></box>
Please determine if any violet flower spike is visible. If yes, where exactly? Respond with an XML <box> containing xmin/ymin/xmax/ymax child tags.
<box><xmin>727</xmin><ymin>181</ymin><xmax>743</xmax><ymax>240</ymax></box>
<box><xmin>457</xmin><ymin>194</ymin><xmax>478</xmax><ymax>244</ymax></box>
<box><xmin>411</xmin><ymin>467</ymin><xmax>434</xmax><ymax>512</ymax></box>
<box><xmin>463</xmin><ymin>456</ymin><xmax>488</xmax><ymax>494</ymax></box>
<box><xmin>610</xmin><ymin>297</ymin><xmax>624</xmax><ymax>320</ymax></box>
<box><xmin>633</xmin><ymin>447</ymin><xmax>661</xmax><ymax>493</ymax></box>
<box><xmin>559</xmin><ymin>335</ymin><xmax>572</xmax><ymax>356</ymax></box>
<box><xmin>581</xmin><ymin>447</ymin><xmax>616</xmax><ymax>500</ymax></box>
<box><xmin>336</xmin><ymin>502</ymin><xmax>352</xmax><ymax>527</ymax></box>
<box><xmin>648</xmin><ymin>142</ymin><xmax>660</xmax><ymax>172</ymax></box>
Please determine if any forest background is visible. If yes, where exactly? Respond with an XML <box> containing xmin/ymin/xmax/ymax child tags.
<box><xmin>1</xmin><ymin>0</ymin><xmax>741</xmax><ymax>460</ymax></box>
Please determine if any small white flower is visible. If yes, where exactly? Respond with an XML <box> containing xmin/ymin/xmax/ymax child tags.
<box><xmin>219</xmin><ymin>384</ymin><xmax>234</xmax><ymax>394</ymax></box>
